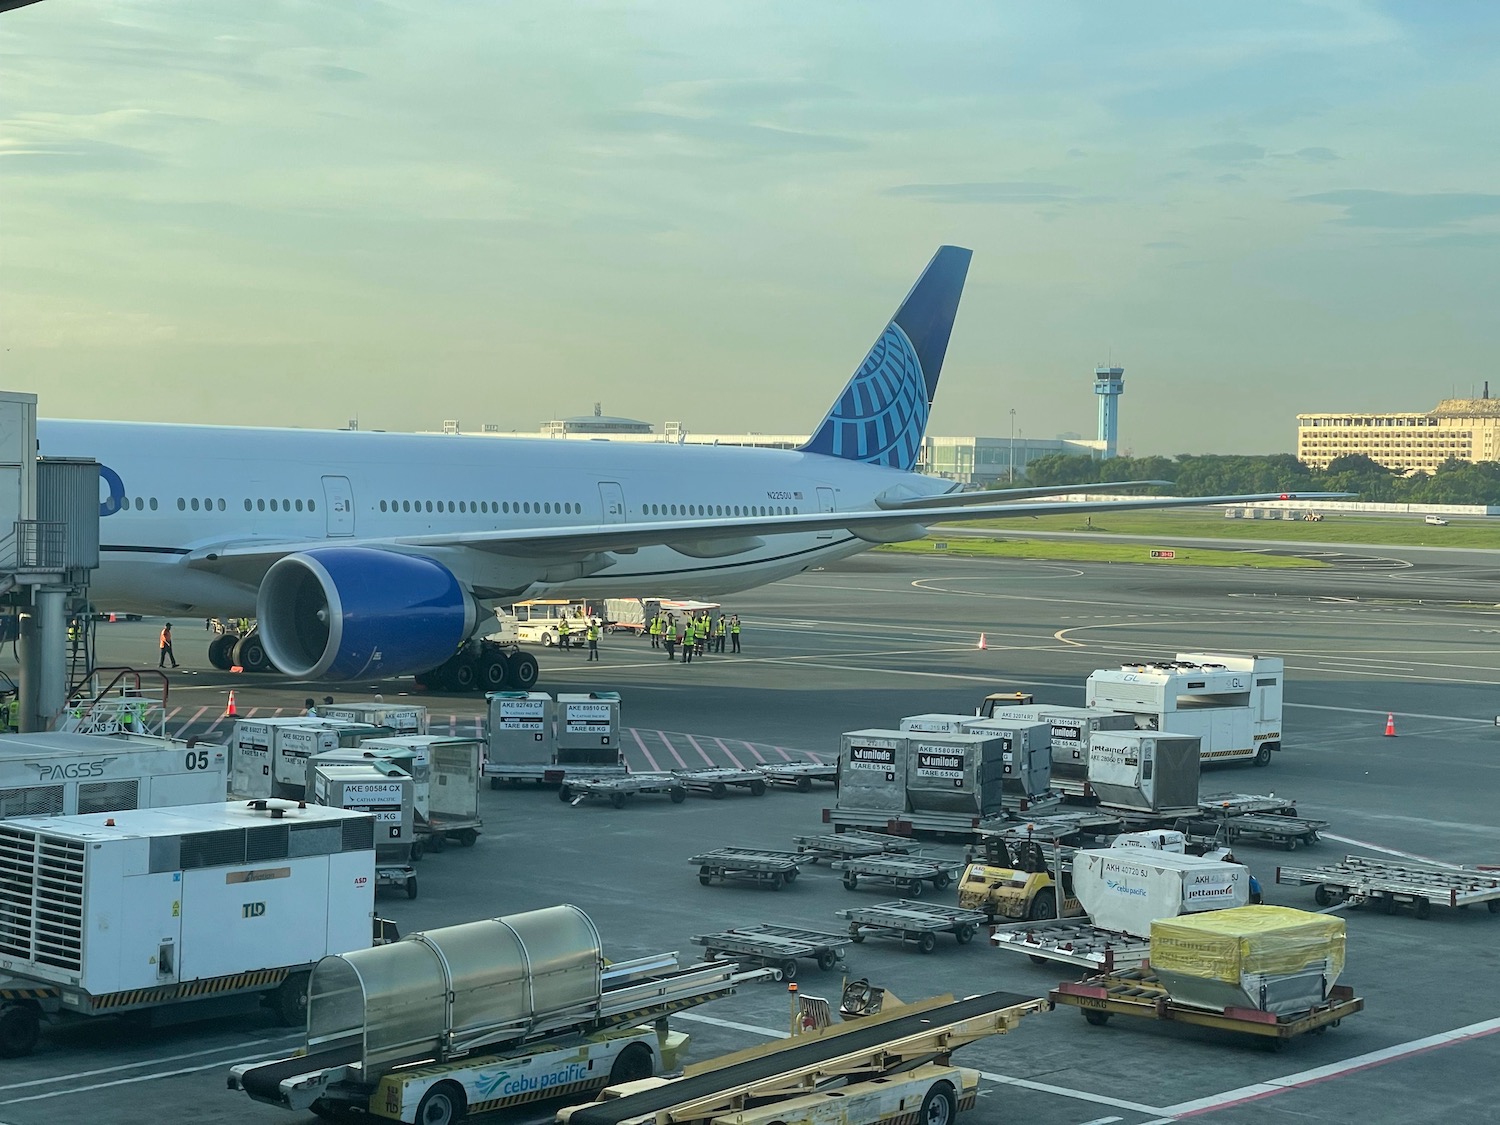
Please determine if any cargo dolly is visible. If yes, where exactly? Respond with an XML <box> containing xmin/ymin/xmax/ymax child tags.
<box><xmin>374</xmin><ymin>861</ymin><xmax>419</xmax><ymax>900</ymax></box>
<box><xmin>562</xmin><ymin>773</ymin><xmax>688</xmax><ymax>808</ymax></box>
<box><xmin>755</xmin><ymin>761</ymin><xmax>838</xmax><ymax>792</ymax></box>
<box><xmin>836</xmin><ymin>901</ymin><xmax>987</xmax><ymax>953</ymax></box>
<box><xmin>1052</xmin><ymin>966</ymin><xmax>1363</xmax><ymax>1046</ymax></box>
<box><xmin>792</xmin><ymin>830</ymin><xmax>914</xmax><ymax>864</ymax></box>
<box><xmin>558</xmin><ymin>989</ymin><xmax>1050</xmax><ymax>1125</ymax></box>
<box><xmin>487</xmin><ymin>762</ymin><xmax>628</xmax><ymax>788</ymax></box>
<box><xmin>833</xmin><ymin>854</ymin><xmax>965</xmax><ymax>896</ymax></box>
<box><xmin>689</xmin><ymin>848</ymin><xmax>803</xmax><ymax>889</ymax></box>
<box><xmin>671</xmin><ymin>767</ymin><xmax>768</xmax><ymax>799</ymax></box>
<box><xmin>1276</xmin><ymin>854</ymin><xmax>1500</xmax><ymax>918</ymax></box>
<box><xmin>412</xmin><ymin>812</ymin><xmax>483</xmax><ymax>852</ymax></box>
<box><xmin>1197</xmin><ymin>811</ymin><xmax>1328</xmax><ymax>851</ymax></box>
<box><xmin>989</xmin><ymin>919</ymin><xmax>1150</xmax><ymax>972</ymax></box>
<box><xmin>691</xmin><ymin>924</ymin><xmax>853</xmax><ymax>981</ymax></box>
<box><xmin>1199</xmin><ymin>792</ymin><xmax>1301</xmax><ymax>817</ymax></box>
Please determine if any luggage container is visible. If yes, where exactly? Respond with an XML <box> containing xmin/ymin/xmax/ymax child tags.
<box><xmin>1149</xmin><ymin>905</ymin><xmax>1346</xmax><ymax>1016</ymax></box>
<box><xmin>273</xmin><ymin>721</ymin><xmax>387</xmax><ymax>800</ymax></box>
<box><xmin>556</xmin><ymin>692</ymin><xmax>623</xmax><ymax>765</ymax></box>
<box><xmin>1087</xmin><ymin>731</ymin><xmax>1201</xmax><ymax>815</ymax></box>
<box><xmin>312</xmin><ymin>763</ymin><xmax>418</xmax><ymax>898</ymax></box>
<box><xmin>835</xmin><ymin>730</ymin><xmax>908</xmax><ymax>813</ymax></box>
<box><xmin>423</xmin><ymin>736</ymin><xmax>484</xmax><ymax>847</ymax></box>
<box><xmin>978</xmin><ymin>705</ymin><xmax>1137</xmax><ymax>797</ymax></box>
<box><xmin>898</xmin><ymin>714</ymin><xmax>970</xmax><ymax>734</ymax></box>
<box><xmin>1074</xmin><ymin>849</ymin><xmax>1250</xmax><ymax>938</ymax></box>
<box><xmin>959</xmin><ymin>719</ymin><xmax>1053</xmax><ymax>799</ymax></box>
<box><xmin>485</xmin><ymin>690</ymin><xmax>556</xmax><ymax>771</ymax></box>
<box><xmin>317</xmin><ymin>701</ymin><xmax>427</xmax><ymax>735</ymax></box>
<box><xmin>231</xmin><ymin>717</ymin><xmax>303</xmax><ymax>799</ymax></box>
<box><xmin>904</xmin><ymin>732</ymin><xmax>1009</xmax><ymax>817</ymax></box>
<box><xmin>0</xmin><ymin>800</ymin><xmax>376</xmax><ymax>1056</ymax></box>
<box><xmin>0</xmin><ymin>731</ymin><xmax>227</xmax><ymax>818</ymax></box>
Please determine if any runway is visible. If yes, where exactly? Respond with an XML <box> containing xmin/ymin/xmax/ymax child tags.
<box><xmin>13</xmin><ymin>549</ymin><xmax>1500</xmax><ymax>1125</ymax></box>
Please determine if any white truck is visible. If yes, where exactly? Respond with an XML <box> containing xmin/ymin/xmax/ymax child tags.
<box><xmin>0</xmin><ymin>799</ymin><xmax>378</xmax><ymax>1057</ymax></box>
<box><xmin>1086</xmin><ymin>652</ymin><xmax>1284</xmax><ymax>766</ymax></box>
<box><xmin>228</xmin><ymin>905</ymin><xmax>768</xmax><ymax>1125</ymax></box>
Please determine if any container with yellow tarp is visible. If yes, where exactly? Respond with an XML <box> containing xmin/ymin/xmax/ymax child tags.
<box><xmin>1149</xmin><ymin>905</ymin><xmax>1345</xmax><ymax>1016</ymax></box>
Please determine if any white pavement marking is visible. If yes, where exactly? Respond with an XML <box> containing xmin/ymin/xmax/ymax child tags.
<box><xmin>1146</xmin><ymin>1014</ymin><xmax>1500</xmax><ymax>1120</ymax></box>
<box><xmin>671</xmin><ymin>1013</ymin><xmax>1168</xmax><ymax>1114</ymax></box>
<box><xmin>1073</xmin><ymin>1117</ymin><xmax>1123</xmax><ymax>1125</ymax></box>
<box><xmin>0</xmin><ymin>1044</ymin><xmax>291</xmax><ymax>1105</ymax></box>
<box><xmin>0</xmin><ymin>1034</ymin><xmax>296</xmax><ymax>1092</ymax></box>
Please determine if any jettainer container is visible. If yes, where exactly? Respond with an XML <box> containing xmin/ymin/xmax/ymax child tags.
<box><xmin>1086</xmin><ymin>731</ymin><xmax>1201</xmax><ymax>814</ymax></box>
<box><xmin>836</xmin><ymin>730</ymin><xmax>907</xmax><ymax>812</ymax></box>
<box><xmin>1149</xmin><ymin>905</ymin><xmax>1346</xmax><ymax>1016</ymax></box>
<box><xmin>304</xmin><ymin>905</ymin><xmax>603</xmax><ymax>1072</ymax></box>
<box><xmin>904</xmin><ymin>732</ymin><xmax>1010</xmax><ymax>816</ymax></box>
<box><xmin>1075</xmin><ymin>849</ymin><xmax>1249</xmax><ymax>938</ymax></box>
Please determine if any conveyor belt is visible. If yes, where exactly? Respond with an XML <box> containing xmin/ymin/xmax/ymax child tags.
<box><xmin>234</xmin><ymin>1044</ymin><xmax>360</xmax><ymax>1100</ymax></box>
<box><xmin>566</xmin><ymin>990</ymin><xmax>1034</xmax><ymax>1125</ymax></box>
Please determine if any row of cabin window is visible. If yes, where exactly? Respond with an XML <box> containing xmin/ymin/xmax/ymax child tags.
<box><xmin>645</xmin><ymin>503</ymin><xmax>799</xmax><ymax>517</ymax></box>
<box><xmin>378</xmin><ymin>500</ymin><xmax>582</xmax><ymax>515</ymax></box>
<box><xmin>118</xmin><ymin>496</ymin><xmax>318</xmax><ymax>513</ymax></box>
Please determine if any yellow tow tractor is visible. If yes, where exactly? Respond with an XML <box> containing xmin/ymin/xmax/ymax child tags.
<box><xmin>956</xmin><ymin>835</ymin><xmax>1082</xmax><ymax>923</ymax></box>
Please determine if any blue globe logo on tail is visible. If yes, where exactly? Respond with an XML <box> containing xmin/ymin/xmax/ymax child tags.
<box><xmin>802</xmin><ymin>323</ymin><xmax>927</xmax><ymax>470</ymax></box>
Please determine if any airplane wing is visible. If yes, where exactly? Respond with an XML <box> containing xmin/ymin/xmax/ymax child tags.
<box><xmin>875</xmin><ymin>480</ymin><xmax>1173</xmax><ymax>509</ymax></box>
<box><xmin>184</xmin><ymin>491</ymin><xmax>1350</xmax><ymax>573</ymax></box>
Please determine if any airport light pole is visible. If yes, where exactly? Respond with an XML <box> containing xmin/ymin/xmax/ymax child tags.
<box><xmin>1009</xmin><ymin>409</ymin><xmax>1016</xmax><ymax>483</ymax></box>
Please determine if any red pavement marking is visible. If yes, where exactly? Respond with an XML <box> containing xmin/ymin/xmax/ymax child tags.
<box><xmin>629</xmin><ymin>727</ymin><xmax>661</xmax><ymax>772</ymax></box>
<box><xmin>173</xmin><ymin>706</ymin><xmax>207</xmax><ymax>739</ymax></box>
<box><xmin>656</xmin><ymin>731</ymin><xmax>690</xmax><ymax>769</ymax></box>
<box><xmin>770</xmin><ymin>745</ymin><xmax>794</xmax><ymax>761</ymax></box>
<box><xmin>713</xmin><ymin>737</ymin><xmax>745</xmax><ymax>769</ymax></box>
<box><xmin>684</xmin><ymin>733</ymin><xmax>716</xmax><ymax>766</ymax></box>
<box><xmin>740</xmin><ymin>740</ymin><xmax>766</xmax><ymax>763</ymax></box>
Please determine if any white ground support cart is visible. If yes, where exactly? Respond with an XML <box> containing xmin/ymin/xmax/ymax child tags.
<box><xmin>562</xmin><ymin>773</ymin><xmax>688</xmax><ymax>808</ymax></box>
<box><xmin>1276</xmin><ymin>854</ymin><xmax>1500</xmax><ymax>918</ymax></box>
<box><xmin>836</xmin><ymin>901</ymin><xmax>988</xmax><ymax>953</ymax></box>
<box><xmin>691</xmin><ymin>924</ymin><xmax>854</xmax><ymax>981</ymax></box>
<box><xmin>755</xmin><ymin>761</ymin><xmax>838</xmax><ymax>791</ymax></box>
<box><xmin>988</xmin><ymin>918</ymin><xmax>1151</xmax><ymax>972</ymax></box>
<box><xmin>793</xmin><ymin>831</ymin><xmax>915</xmax><ymax>864</ymax></box>
<box><xmin>832</xmin><ymin>855</ymin><xmax>966</xmax><ymax>896</ymax></box>
<box><xmin>671</xmin><ymin>767</ymin><xmax>769</xmax><ymax>799</ymax></box>
<box><xmin>689</xmin><ymin>848</ymin><xmax>804</xmax><ymax>890</ymax></box>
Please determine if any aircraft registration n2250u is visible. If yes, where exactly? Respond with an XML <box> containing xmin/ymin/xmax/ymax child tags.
<box><xmin>38</xmin><ymin>246</ymin><xmax>1334</xmax><ymax>690</ymax></box>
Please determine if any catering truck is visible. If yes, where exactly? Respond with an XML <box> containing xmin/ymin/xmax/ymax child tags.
<box><xmin>228</xmin><ymin>905</ymin><xmax>767</xmax><ymax>1124</ymax></box>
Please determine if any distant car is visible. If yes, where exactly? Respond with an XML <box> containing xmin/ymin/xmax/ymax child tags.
<box><xmin>1424</xmin><ymin>515</ymin><xmax>1449</xmax><ymax>526</ymax></box>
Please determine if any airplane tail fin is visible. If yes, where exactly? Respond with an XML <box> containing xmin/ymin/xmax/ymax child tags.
<box><xmin>800</xmin><ymin>245</ymin><xmax>971</xmax><ymax>471</ymax></box>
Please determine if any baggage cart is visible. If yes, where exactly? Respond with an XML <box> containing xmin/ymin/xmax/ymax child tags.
<box><xmin>1199</xmin><ymin>792</ymin><xmax>1302</xmax><ymax>817</ymax></box>
<box><xmin>988</xmin><ymin>919</ymin><xmax>1150</xmax><ymax>972</ymax></box>
<box><xmin>793</xmin><ymin>831</ymin><xmax>914</xmax><ymax>864</ymax></box>
<box><xmin>690</xmin><ymin>924</ymin><xmax>852</xmax><ymax>981</ymax></box>
<box><xmin>833</xmin><ymin>855</ymin><xmax>965</xmax><ymax>896</ymax></box>
<box><xmin>672</xmin><ymin>767</ymin><xmax>769</xmax><ymax>799</ymax></box>
<box><xmin>1051</xmin><ymin>966</ymin><xmax>1363</xmax><ymax>1045</ymax></box>
<box><xmin>835</xmin><ymin>901</ymin><xmax>988</xmax><ymax>953</ymax></box>
<box><xmin>974</xmin><ymin>811</ymin><xmax>1126</xmax><ymax>850</ymax></box>
<box><xmin>562</xmin><ymin>773</ymin><xmax>687</xmax><ymax>809</ymax></box>
<box><xmin>756</xmin><ymin>762</ymin><xmax>837</xmax><ymax>792</ymax></box>
<box><xmin>1276</xmin><ymin>854</ymin><xmax>1500</xmax><ymax>918</ymax></box>
<box><xmin>689</xmin><ymin>848</ymin><xmax>803</xmax><ymax>890</ymax></box>
<box><xmin>1198</xmin><ymin>812</ymin><xmax>1327</xmax><ymax>851</ymax></box>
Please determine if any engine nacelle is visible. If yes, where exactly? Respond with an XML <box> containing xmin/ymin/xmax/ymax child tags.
<box><xmin>257</xmin><ymin>548</ymin><xmax>476</xmax><ymax>680</ymax></box>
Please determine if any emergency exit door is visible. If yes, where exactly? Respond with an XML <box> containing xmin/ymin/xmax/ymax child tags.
<box><xmin>598</xmin><ymin>481</ymin><xmax>626</xmax><ymax>524</ymax></box>
<box><xmin>322</xmin><ymin>475</ymin><xmax>355</xmax><ymax>536</ymax></box>
<box><xmin>816</xmin><ymin>487</ymin><xmax>836</xmax><ymax>539</ymax></box>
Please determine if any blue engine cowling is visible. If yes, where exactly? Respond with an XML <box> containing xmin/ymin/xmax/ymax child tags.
<box><xmin>256</xmin><ymin>547</ymin><xmax>476</xmax><ymax>680</ymax></box>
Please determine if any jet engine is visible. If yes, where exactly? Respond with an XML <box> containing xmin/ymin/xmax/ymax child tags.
<box><xmin>256</xmin><ymin>548</ymin><xmax>476</xmax><ymax>680</ymax></box>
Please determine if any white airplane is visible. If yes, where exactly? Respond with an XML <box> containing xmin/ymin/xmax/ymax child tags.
<box><xmin>38</xmin><ymin>246</ymin><xmax>1333</xmax><ymax>691</ymax></box>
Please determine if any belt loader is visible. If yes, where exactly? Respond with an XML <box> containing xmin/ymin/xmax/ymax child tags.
<box><xmin>228</xmin><ymin>905</ymin><xmax>770</xmax><ymax>1125</ymax></box>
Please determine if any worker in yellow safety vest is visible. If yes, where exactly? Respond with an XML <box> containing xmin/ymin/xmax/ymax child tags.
<box><xmin>714</xmin><ymin>614</ymin><xmax>727</xmax><ymax>653</ymax></box>
<box><xmin>679</xmin><ymin>618</ymin><xmax>693</xmax><ymax>663</ymax></box>
<box><xmin>649</xmin><ymin>614</ymin><xmax>661</xmax><ymax>649</ymax></box>
<box><xmin>586</xmin><ymin>619</ymin><xmax>600</xmax><ymax>662</ymax></box>
<box><xmin>730</xmin><ymin>615</ymin><xmax>741</xmax><ymax>653</ymax></box>
<box><xmin>557</xmin><ymin>614</ymin><xmax>570</xmax><ymax>651</ymax></box>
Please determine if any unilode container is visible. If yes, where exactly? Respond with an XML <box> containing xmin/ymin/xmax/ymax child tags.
<box><xmin>1149</xmin><ymin>905</ymin><xmax>1346</xmax><ymax>1016</ymax></box>
<box><xmin>1074</xmin><ymin>849</ymin><xmax>1249</xmax><ymax>938</ymax></box>
<box><xmin>1086</xmin><ymin>731</ymin><xmax>1201</xmax><ymax>813</ymax></box>
<box><xmin>903</xmin><ymin>732</ymin><xmax>1008</xmax><ymax>817</ymax></box>
<box><xmin>982</xmin><ymin>705</ymin><xmax>1138</xmax><ymax>783</ymax></box>
<box><xmin>959</xmin><ymin>719</ymin><xmax>1052</xmax><ymax>798</ymax></box>
<box><xmin>898</xmin><ymin>714</ymin><xmax>971</xmax><ymax>734</ymax></box>
<box><xmin>836</xmin><ymin>730</ymin><xmax>908</xmax><ymax>812</ymax></box>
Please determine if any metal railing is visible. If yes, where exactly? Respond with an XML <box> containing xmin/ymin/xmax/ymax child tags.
<box><xmin>1</xmin><ymin>521</ymin><xmax>68</xmax><ymax>572</ymax></box>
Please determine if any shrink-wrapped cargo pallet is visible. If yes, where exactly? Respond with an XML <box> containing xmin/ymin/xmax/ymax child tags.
<box><xmin>1150</xmin><ymin>905</ymin><xmax>1345</xmax><ymax>1016</ymax></box>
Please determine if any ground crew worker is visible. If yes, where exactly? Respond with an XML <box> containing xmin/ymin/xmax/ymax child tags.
<box><xmin>558</xmin><ymin>614</ymin><xmax>570</xmax><ymax>651</ymax></box>
<box><xmin>159</xmin><ymin>622</ymin><xmax>179</xmax><ymax>668</ymax></box>
<box><xmin>586</xmin><ymin>618</ymin><xmax>600</xmax><ymax>661</ymax></box>
<box><xmin>730</xmin><ymin>615</ymin><xmax>741</xmax><ymax>653</ymax></box>
<box><xmin>696</xmin><ymin>613</ymin><xmax>708</xmax><ymax>657</ymax></box>
<box><xmin>649</xmin><ymin>614</ymin><xmax>660</xmax><ymax>649</ymax></box>
<box><xmin>664</xmin><ymin>616</ymin><xmax>677</xmax><ymax>661</ymax></box>
<box><xmin>680</xmin><ymin>618</ymin><xmax>693</xmax><ymax>663</ymax></box>
<box><xmin>714</xmin><ymin>614</ymin><xmax>727</xmax><ymax>653</ymax></box>
<box><xmin>303</xmin><ymin>697</ymin><xmax>318</xmax><ymax>717</ymax></box>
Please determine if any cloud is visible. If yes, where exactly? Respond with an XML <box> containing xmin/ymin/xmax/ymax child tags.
<box><xmin>1294</xmin><ymin>189</ymin><xmax>1500</xmax><ymax>227</ymax></box>
<box><xmin>1294</xmin><ymin>146</ymin><xmax>1338</xmax><ymax>162</ymax></box>
<box><xmin>0</xmin><ymin>137</ymin><xmax>157</xmax><ymax>173</ymax></box>
<box><xmin>594</xmin><ymin>111</ymin><xmax>862</xmax><ymax>156</ymax></box>
<box><xmin>655</xmin><ymin>78</ymin><xmax>849</xmax><ymax>114</ymax></box>
<box><xmin>882</xmin><ymin>181</ymin><xmax>1075</xmax><ymax>205</ymax></box>
<box><xmin>1216</xmin><ymin>173</ymin><xmax>1245</xmax><ymax>184</ymax></box>
<box><xmin>1186</xmin><ymin>142</ymin><xmax>1265</xmax><ymax>163</ymax></box>
<box><xmin>310</xmin><ymin>64</ymin><xmax>367</xmax><ymax>83</ymax></box>
<box><xmin>1144</xmin><ymin>240</ymin><xmax>1185</xmax><ymax>250</ymax></box>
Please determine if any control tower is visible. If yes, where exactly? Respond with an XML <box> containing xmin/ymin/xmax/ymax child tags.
<box><xmin>1094</xmin><ymin>365</ymin><xmax>1124</xmax><ymax>460</ymax></box>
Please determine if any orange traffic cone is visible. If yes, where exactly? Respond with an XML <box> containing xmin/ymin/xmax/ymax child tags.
<box><xmin>977</xmin><ymin>633</ymin><xmax>988</xmax><ymax>650</ymax></box>
<box><xmin>226</xmin><ymin>690</ymin><xmax>238</xmax><ymax>718</ymax></box>
<box><xmin>1383</xmin><ymin>713</ymin><xmax>1396</xmax><ymax>737</ymax></box>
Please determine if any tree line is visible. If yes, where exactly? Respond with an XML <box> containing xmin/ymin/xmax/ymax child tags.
<box><xmin>1008</xmin><ymin>453</ymin><xmax>1500</xmax><ymax>505</ymax></box>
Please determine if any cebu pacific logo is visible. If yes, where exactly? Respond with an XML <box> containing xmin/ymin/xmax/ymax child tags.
<box><xmin>474</xmin><ymin>1061</ymin><xmax>592</xmax><ymax>1099</ymax></box>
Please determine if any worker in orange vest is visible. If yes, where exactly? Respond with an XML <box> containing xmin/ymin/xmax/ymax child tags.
<box><xmin>159</xmin><ymin>623</ymin><xmax>179</xmax><ymax>669</ymax></box>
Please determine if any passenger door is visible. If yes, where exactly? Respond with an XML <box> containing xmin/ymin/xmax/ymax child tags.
<box><xmin>321</xmin><ymin>475</ymin><xmax>355</xmax><ymax>536</ymax></box>
<box><xmin>598</xmin><ymin>481</ymin><xmax>626</xmax><ymax>524</ymax></box>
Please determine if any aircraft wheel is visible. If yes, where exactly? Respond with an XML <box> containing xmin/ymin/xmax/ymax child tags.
<box><xmin>208</xmin><ymin>634</ymin><xmax>238</xmax><ymax>670</ymax></box>
<box><xmin>508</xmin><ymin>652</ymin><xmax>541</xmax><ymax>690</ymax></box>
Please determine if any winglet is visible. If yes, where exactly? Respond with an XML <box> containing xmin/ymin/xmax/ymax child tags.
<box><xmin>800</xmin><ymin>245</ymin><xmax>972</xmax><ymax>471</ymax></box>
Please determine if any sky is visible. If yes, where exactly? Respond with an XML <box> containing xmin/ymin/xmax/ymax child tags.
<box><xmin>3</xmin><ymin>1</ymin><xmax>1498</xmax><ymax>456</ymax></box>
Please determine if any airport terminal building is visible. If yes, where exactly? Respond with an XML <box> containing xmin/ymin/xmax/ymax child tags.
<box><xmin>1296</xmin><ymin>398</ymin><xmax>1500</xmax><ymax>473</ymax></box>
